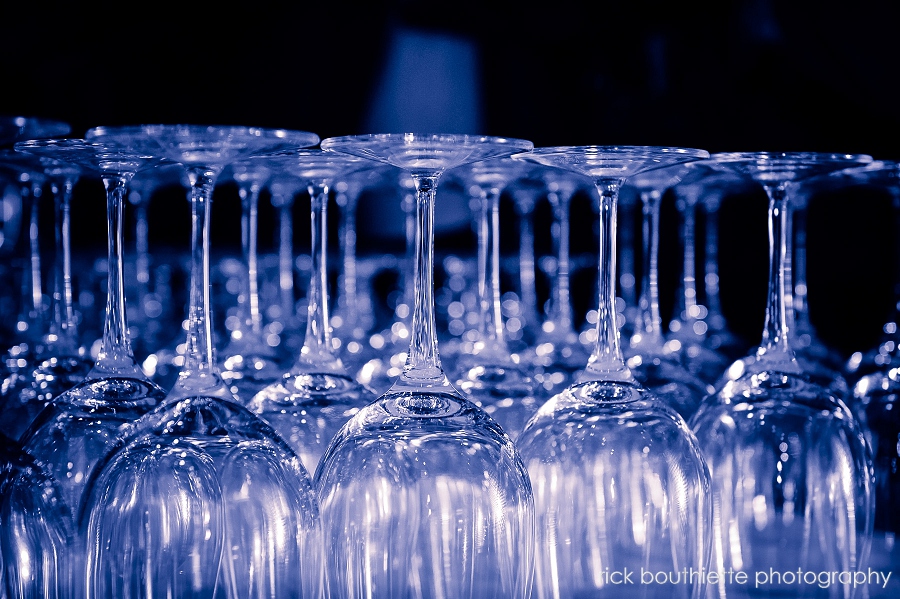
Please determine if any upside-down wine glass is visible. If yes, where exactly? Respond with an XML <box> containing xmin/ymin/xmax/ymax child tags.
<box><xmin>696</xmin><ymin>176</ymin><xmax>748</xmax><ymax>360</ymax></box>
<box><xmin>665</xmin><ymin>170</ymin><xmax>730</xmax><ymax>385</ymax></box>
<box><xmin>0</xmin><ymin>152</ymin><xmax>94</xmax><ymax>440</ymax></box>
<box><xmin>330</xmin><ymin>168</ymin><xmax>384</xmax><ymax>371</ymax></box>
<box><xmin>249</xmin><ymin>149</ymin><xmax>378</xmax><ymax>476</ymax></box>
<box><xmin>220</xmin><ymin>160</ymin><xmax>285</xmax><ymax>401</ymax></box>
<box><xmin>690</xmin><ymin>152</ymin><xmax>874</xmax><ymax>599</ymax></box>
<box><xmin>713</xmin><ymin>165</ymin><xmax>852</xmax><ymax>401</ymax></box>
<box><xmin>513</xmin><ymin>145</ymin><xmax>712</xmax><ymax>599</ymax></box>
<box><xmin>7</xmin><ymin>138</ymin><xmax>168</xmax><ymax>597</ymax></box>
<box><xmin>625</xmin><ymin>165</ymin><xmax>713</xmax><ymax>419</ymax></box>
<box><xmin>531</xmin><ymin>168</ymin><xmax>591</xmax><ymax>397</ymax></box>
<box><xmin>508</xmin><ymin>174</ymin><xmax>545</xmax><ymax>352</ymax></box>
<box><xmin>316</xmin><ymin>133</ymin><xmax>535</xmax><ymax>599</ymax></box>
<box><xmin>449</xmin><ymin>158</ymin><xmax>539</xmax><ymax>440</ymax></box>
<box><xmin>82</xmin><ymin>124</ymin><xmax>324</xmax><ymax>599</ymax></box>
<box><xmin>840</xmin><ymin>160</ymin><xmax>900</xmax><ymax>594</ymax></box>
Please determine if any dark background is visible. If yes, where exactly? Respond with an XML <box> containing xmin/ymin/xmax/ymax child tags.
<box><xmin>1</xmin><ymin>0</ymin><xmax>898</xmax><ymax>359</ymax></box>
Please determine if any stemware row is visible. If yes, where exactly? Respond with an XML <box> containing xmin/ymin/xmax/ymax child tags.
<box><xmin>0</xmin><ymin>118</ymin><xmax>894</xmax><ymax>599</ymax></box>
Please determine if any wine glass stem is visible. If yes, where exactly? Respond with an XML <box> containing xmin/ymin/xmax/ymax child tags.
<box><xmin>94</xmin><ymin>175</ymin><xmax>140</xmax><ymax>376</ymax></box>
<box><xmin>402</xmin><ymin>191</ymin><xmax>416</xmax><ymax>317</ymax></box>
<box><xmin>635</xmin><ymin>190</ymin><xmax>663</xmax><ymax>345</ymax></box>
<box><xmin>402</xmin><ymin>176</ymin><xmax>445</xmax><ymax>383</ymax></box>
<box><xmin>793</xmin><ymin>205</ymin><xmax>810</xmax><ymax>329</ymax></box>
<box><xmin>516</xmin><ymin>198</ymin><xmax>540</xmax><ymax>336</ymax></box>
<box><xmin>239</xmin><ymin>184</ymin><xmax>263</xmax><ymax>336</ymax></box>
<box><xmin>28</xmin><ymin>182</ymin><xmax>43</xmax><ymax>325</ymax></box>
<box><xmin>758</xmin><ymin>184</ymin><xmax>800</xmax><ymax>369</ymax></box>
<box><xmin>176</xmin><ymin>169</ymin><xmax>223</xmax><ymax>393</ymax></box>
<box><xmin>50</xmin><ymin>177</ymin><xmax>79</xmax><ymax>352</ymax></box>
<box><xmin>278</xmin><ymin>199</ymin><xmax>295</xmax><ymax>319</ymax></box>
<box><xmin>476</xmin><ymin>186</ymin><xmax>508</xmax><ymax>354</ymax></box>
<box><xmin>548</xmin><ymin>190</ymin><xmax>574</xmax><ymax>331</ymax></box>
<box><xmin>681</xmin><ymin>199</ymin><xmax>698</xmax><ymax>319</ymax></box>
<box><xmin>704</xmin><ymin>200</ymin><xmax>724</xmax><ymax>323</ymax></box>
<box><xmin>297</xmin><ymin>183</ymin><xmax>341</xmax><ymax>371</ymax></box>
<box><xmin>584</xmin><ymin>182</ymin><xmax>633</xmax><ymax>382</ymax></box>
<box><xmin>134</xmin><ymin>200</ymin><xmax>150</xmax><ymax>302</ymax></box>
<box><xmin>337</xmin><ymin>191</ymin><xmax>359</xmax><ymax>321</ymax></box>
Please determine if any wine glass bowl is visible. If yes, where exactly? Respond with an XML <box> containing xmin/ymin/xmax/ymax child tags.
<box><xmin>316</xmin><ymin>133</ymin><xmax>536</xmax><ymax>598</ymax></box>
<box><xmin>691</xmin><ymin>151</ymin><xmax>874</xmax><ymax>598</ymax></box>
<box><xmin>78</xmin><ymin>124</ymin><xmax>325</xmax><ymax>597</ymax></box>
<box><xmin>513</xmin><ymin>145</ymin><xmax>712</xmax><ymax>599</ymax></box>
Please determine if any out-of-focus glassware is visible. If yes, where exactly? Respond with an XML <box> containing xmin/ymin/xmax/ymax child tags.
<box><xmin>331</xmin><ymin>168</ymin><xmax>385</xmax><ymax>372</ymax></box>
<box><xmin>531</xmin><ymin>168</ymin><xmax>591</xmax><ymax>397</ymax></box>
<box><xmin>0</xmin><ymin>151</ymin><xmax>93</xmax><ymax>440</ymax></box>
<box><xmin>6</xmin><ymin>138</ymin><xmax>169</xmax><ymax>598</ymax></box>
<box><xmin>0</xmin><ymin>117</ymin><xmax>70</xmax><ymax>147</ymax></box>
<box><xmin>82</xmin><ymin>124</ymin><xmax>324</xmax><ymax>598</ymax></box>
<box><xmin>316</xmin><ymin>133</ymin><xmax>535</xmax><ymax>599</ymax></box>
<box><xmin>625</xmin><ymin>165</ymin><xmax>713</xmax><ymax>419</ymax></box>
<box><xmin>514</xmin><ymin>145</ymin><xmax>712</xmax><ymax>599</ymax></box>
<box><xmin>249</xmin><ymin>150</ymin><xmax>378</xmax><ymax>476</ymax></box>
<box><xmin>220</xmin><ymin>160</ymin><xmax>284</xmax><ymax>401</ymax></box>
<box><xmin>449</xmin><ymin>159</ymin><xmax>539</xmax><ymax>440</ymax></box>
<box><xmin>665</xmin><ymin>172</ymin><xmax>730</xmax><ymax>386</ymax></box>
<box><xmin>355</xmin><ymin>171</ymin><xmax>416</xmax><ymax>394</ymax></box>
<box><xmin>840</xmin><ymin>160</ymin><xmax>900</xmax><ymax>592</ymax></box>
<box><xmin>691</xmin><ymin>152</ymin><xmax>874</xmax><ymax>599</ymax></box>
<box><xmin>507</xmin><ymin>174</ymin><xmax>545</xmax><ymax>352</ymax></box>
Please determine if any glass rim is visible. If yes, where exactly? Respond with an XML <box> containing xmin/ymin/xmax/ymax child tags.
<box><xmin>709</xmin><ymin>151</ymin><xmax>873</xmax><ymax>165</ymax></box>
<box><xmin>514</xmin><ymin>145</ymin><xmax>710</xmax><ymax>160</ymax></box>
<box><xmin>87</xmin><ymin>124</ymin><xmax>320</xmax><ymax>146</ymax></box>
<box><xmin>321</xmin><ymin>132</ymin><xmax>533</xmax><ymax>151</ymax></box>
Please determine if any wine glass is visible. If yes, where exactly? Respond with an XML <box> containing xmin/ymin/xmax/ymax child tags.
<box><xmin>513</xmin><ymin>146</ymin><xmax>712</xmax><ymax>599</ymax></box>
<box><xmin>219</xmin><ymin>160</ymin><xmax>285</xmax><ymax>401</ymax></box>
<box><xmin>0</xmin><ymin>152</ymin><xmax>94</xmax><ymax>440</ymax></box>
<box><xmin>448</xmin><ymin>158</ymin><xmax>539</xmax><ymax>440</ymax></box>
<box><xmin>713</xmin><ymin>168</ymin><xmax>853</xmax><ymax>401</ymax></box>
<box><xmin>665</xmin><ymin>171</ymin><xmax>730</xmax><ymax>385</ymax></box>
<box><xmin>316</xmin><ymin>133</ymin><xmax>535</xmax><ymax>598</ymax></box>
<box><xmin>625</xmin><ymin>165</ymin><xmax>713</xmax><ymax>419</ymax></box>
<box><xmin>690</xmin><ymin>152</ymin><xmax>874</xmax><ymax>599</ymax></box>
<box><xmin>838</xmin><ymin>160</ymin><xmax>900</xmax><ymax>593</ymax></box>
<box><xmin>82</xmin><ymin>124</ymin><xmax>324</xmax><ymax>598</ymax></box>
<box><xmin>331</xmin><ymin>168</ymin><xmax>386</xmax><ymax>372</ymax></box>
<box><xmin>249</xmin><ymin>149</ymin><xmax>379</xmax><ymax>476</ymax></box>
<box><xmin>0</xmin><ymin>116</ymin><xmax>70</xmax><ymax>147</ymax></box>
<box><xmin>507</xmin><ymin>174</ymin><xmax>545</xmax><ymax>352</ymax></box>
<box><xmin>531</xmin><ymin>168</ymin><xmax>592</xmax><ymax>397</ymax></box>
<box><xmin>6</xmin><ymin>138</ymin><xmax>168</xmax><ymax>598</ymax></box>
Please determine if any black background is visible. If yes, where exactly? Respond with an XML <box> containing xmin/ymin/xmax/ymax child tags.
<box><xmin>1</xmin><ymin>0</ymin><xmax>898</xmax><ymax>358</ymax></box>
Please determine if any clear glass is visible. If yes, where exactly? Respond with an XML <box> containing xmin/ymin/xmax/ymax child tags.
<box><xmin>665</xmin><ymin>178</ymin><xmax>729</xmax><ymax>385</ymax></box>
<box><xmin>625</xmin><ymin>166</ymin><xmax>713</xmax><ymax>419</ymax></box>
<box><xmin>513</xmin><ymin>145</ymin><xmax>712</xmax><ymax>599</ymax></box>
<box><xmin>331</xmin><ymin>168</ymin><xmax>385</xmax><ymax>372</ymax></box>
<box><xmin>531</xmin><ymin>168</ymin><xmax>591</xmax><ymax>397</ymax></box>
<box><xmin>507</xmin><ymin>175</ymin><xmax>545</xmax><ymax>351</ymax></box>
<box><xmin>82</xmin><ymin>124</ymin><xmax>324</xmax><ymax>598</ymax></box>
<box><xmin>267</xmin><ymin>171</ymin><xmax>307</xmax><ymax>356</ymax></box>
<box><xmin>0</xmin><ymin>151</ymin><xmax>93</xmax><ymax>439</ymax></box>
<box><xmin>691</xmin><ymin>152</ymin><xmax>874</xmax><ymax>599</ymax></box>
<box><xmin>220</xmin><ymin>160</ymin><xmax>284</xmax><ymax>401</ymax></box>
<box><xmin>7</xmin><ymin>138</ymin><xmax>169</xmax><ymax>598</ymax></box>
<box><xmin>449</xmin><ymin>159</ymin><xmax>539</xmax><ymax>441</ymax></box>
<box><xmin>316</xmin><ymin>133</ymin><xmax>535</xmax><ymax>599</ymax></box>
<box><xmin>249</xmin><ymin>150</ymin><xmax>379</xmax><ymax>476</ymax></box>
<box><xmin>355</xmin><ymin>171</ymin><xmax>417</xmax><ymax>394</ymax></box>
<box><xmin>0</xmin><ymin>116</ymin><xmax>70</xmax><ymax>146</ymax></box>
<box><xmin>840</xmin><ymin>161</ymin><xmax>900</xmax><ymax>595</ymax></box>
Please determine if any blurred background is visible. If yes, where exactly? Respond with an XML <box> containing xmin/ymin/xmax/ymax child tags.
<box><xmin>0</xmin><ymin>0</ymin><xmax>897</xmax><ymax>359</ymax></box>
